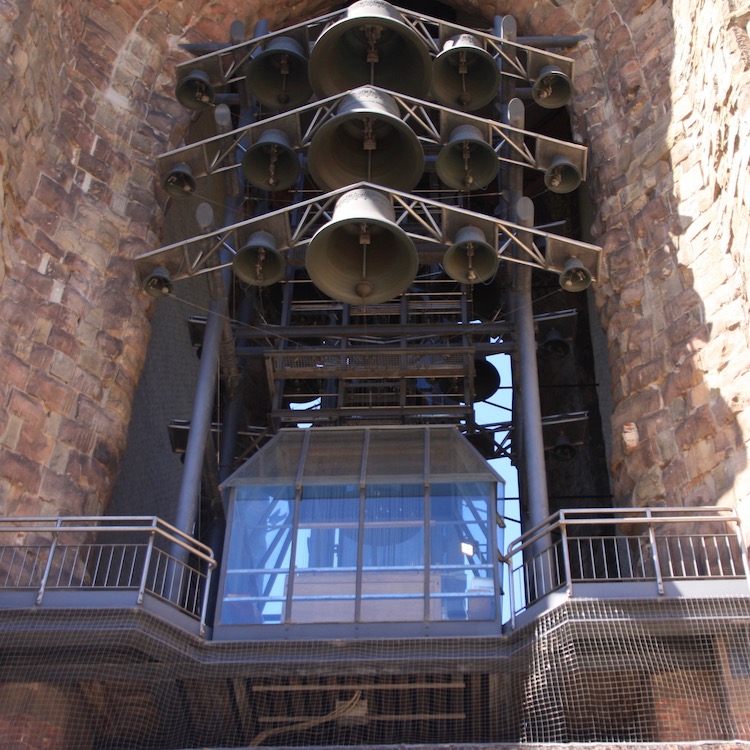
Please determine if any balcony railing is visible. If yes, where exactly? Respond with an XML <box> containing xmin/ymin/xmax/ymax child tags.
<box><xmin>506</xmin><ymin>506</ymin><xmax>750</xmax><ymax>628</ymax></box>
<box><xmin>0</xmin><ymin>516</ymin><xmax>216</xmax><ymax>634</ymax></box>
<box><xmin>1</xmin><ymin>509</ymin><xmax>748</xmax><ymax>636</ymax></box>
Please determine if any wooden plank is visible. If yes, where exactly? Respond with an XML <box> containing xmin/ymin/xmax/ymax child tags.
<box><xmin>252</xmin><ymin>681</ymin><xmax>465</xmax><ymax>692</ymax></box>
<box><xmin>256</xmin><ymin>712</ymin><xmax>466</xmax><ymax>723</ymax></box>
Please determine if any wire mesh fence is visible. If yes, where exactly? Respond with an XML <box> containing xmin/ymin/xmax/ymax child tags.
<box><xmin>1</xmin><ymin>599</ymin><xmax>750</xmax><ymax>747</ymax></box>
<box><xmin>1</xmin><ymin>511</ymin><xmax>750</xmax><ymax>747</ymax></box>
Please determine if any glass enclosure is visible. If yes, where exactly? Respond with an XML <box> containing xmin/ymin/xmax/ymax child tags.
<box><xmin>218</xmin><ymin>426</ymin><xmax>503</xmax><ymax>630</ymax></box>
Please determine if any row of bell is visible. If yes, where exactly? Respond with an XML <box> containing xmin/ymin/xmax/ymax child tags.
<box><xmin>229</xmin><ymin>187</ymin><xmax>592</xmax><ymax>300</ymax></box>
<box><xmin>177</xmin><ymin>0</ymin><xmax>573</xmax><ymax>113</ymax></box>
<box><xmin>233</xmin><ymin>188</ymin><xmax>496</xmax><ymax>299</ymax></box>
<box><xmin>166</xmin><ymin>87</ymin><xmax>582</xmax><ymax>197</ymax></box>
<box><xmin>283</xmin><ymin>356</ymin><xmax>500</xmax><ymax>406</ymax></box>
<box><xmin>152</xmin><ymin>180</ymin><xmax>591</xmax><ymax>306</ymax></box>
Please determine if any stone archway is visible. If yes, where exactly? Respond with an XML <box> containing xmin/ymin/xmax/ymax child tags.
<box><xmin>0</xmin><ymin>0</ymin><xmax>748</xmax><ymax>525</ymax></box>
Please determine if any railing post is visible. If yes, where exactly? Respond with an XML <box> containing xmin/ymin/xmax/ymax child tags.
<box><xmin>200</xmin><ymin>560</ymin><xmax>215</xmax><ymax>636</ymax></box>
<box><xmin>138</xmin><ymin>521</ymin><xmax>157</xmax><ymax>605</ymax></box>
<box><xmin>733</xmin><ymin>516</ymin><xmax>750</xmax><ymax>593</ymax></box>
<box><xmin>560</xmin><ymin>512</ymin><xmax>573</xmax><ymax>598</ymax></box>
<box><xmin>36</xmin><ymin>518</ymin><xmax>63</xmax><ymax>606</ymax></box>
<box><xmin>647</xmin><ymin>509</ymin><xmax>665</xmax><ymax>595</ymax></box>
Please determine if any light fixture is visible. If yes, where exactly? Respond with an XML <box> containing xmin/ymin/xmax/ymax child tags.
<box><xmin>461</xmin><ymin>540</ymin><xmax>475</xmax><ymax>557</ymax></box>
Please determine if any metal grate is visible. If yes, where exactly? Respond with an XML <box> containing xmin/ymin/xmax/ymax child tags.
<box><xmin>1</xmin><ymin>598</ymin><xmax>750</xmax><ymax>745</ymax></box>
<box><xmin>269</xmin><ymin>347</ymin><xmax>471</xmax><ymax>378</ymax></box>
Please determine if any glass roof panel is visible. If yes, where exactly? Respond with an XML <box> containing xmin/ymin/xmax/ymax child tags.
<box><xmin>365</xmin><ymin>428</ymin><xmax>425</xmax><ymax>482</ymax></box>
<box><xmin>221</xmin><ymin>429</ymin><xmax>306</xmax><ymax>486</ymax></box>
<box><xmin>222</xmin><ymin>426</ymin><xmax>503</xmax><ymax>487</ymax></box>
<box><xmin>301</xmin><ymin>428</ymin><xmax>365</xmax><ymax>483</ymax></box>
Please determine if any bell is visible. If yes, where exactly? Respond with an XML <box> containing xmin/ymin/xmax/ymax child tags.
<box><xmin>559</xmin><ymin>257</ymin><xmax>592</xmax><ymax>292</ymax></box>
<box><xmin>305</xmin><ymin>188</ymin><xmax>418</xmax><ymax>305</ymax></box>
<box><xmin>143</xmin><ymin>267</ymin><xmax>173</xmax><ymax>298</ymax></box>
<box><xmin>532</xmin><ymin>64</ymin><xmax>573</xmax><ymax>109</ymax></box>
<box><xmin>544</xmin><ymin>155</ymin><xmax>582</xmax><ymax>194</ymax></box>
<box><xmin>549</xmin><ymin>433</ymin><xmax>576</xmax><ymax>461</ymax></box>
<box><xmin>437</xmin><ymin>357</ymin><xmax>500</xmax><ymax>403</ymax></box>
<box><xmin>308</xmin><ymin>86</ymin><xmax>424</xmax><ymax>191</ymax></box>
<box><xmin>176</xmin><ymin>69</ymin><xmax>215</xmax><ymax>111</ymax></box>
<box><xmin>308</xmin><ymin>0</ymin><xmax>432</xmax><ymax>98</ymax></box>
<box><xmin>443</xmin><ymin>226</ymin><xmax>499</xmax><ymax>284</ymax></box>
<box><xmin>162</xmin><ymin>163</ymin><xmax>196</xmax><ymax>199</ymax></box>
<box><xmin>437</xmin><ymin>124</ymin><xmax>499</xmax><ymax>191</ymax></box>
<box><xmin>242</xmin><ymin>129</ymin><xmax>300</xmax><ymax>192</ymax></box>
<box><xmin>538</xmin><ymin>328</ymin><xmax>571</xmax><ymax>360</ymax></box>
<box><xmin>233</xmin><ymin>231</ymin><xmax>286</xmax><ymax>286</ymax></box>
<box><xmin>473</xmin><ymin>358</ymin><xmax>500</xmax><ymax>402</ymax></box>
<box><xmin>432</xmin><ymin>34</ymin><xmax>501</xmax><ymax>111</ymax></box>
<box><xmin>464</xmin><ymin>428</ymin><xmax>497</xmax><ymax>459</ymax></box>
<box><xmin>246</xmin><ymin>35</ymin><xmax>312</xmax><ymax>110</ymax></box>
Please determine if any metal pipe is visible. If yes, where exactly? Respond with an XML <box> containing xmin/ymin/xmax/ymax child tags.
<box><xmin>174</xmin><ymin>296</ymin><xmax>225</xmax><ymax>537</ymax></box>
<box><xmin>497</xmin><ymin>15</ymin><xmax>550</xmax><ymax>533</ymax></box>
<box><xmin>515</xmin><ymin>199</ymin><xmax>550</xmax><ymax>530</ymax></box>
<box><xmin>517</xmin><ymin>35</ymin><xmax>587</xmax><ymax>47</ymax></box>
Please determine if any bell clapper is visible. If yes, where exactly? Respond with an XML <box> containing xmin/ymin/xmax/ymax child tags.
<box><xmin>277</xmin><ymin>53</ymin><xmax>290</xmax><ymax>106</ymax></box>
<box><xmin>461</xmin><ymin>140</ymin><xmax>474</xmax><ymax>189</ymax></box>
<box><xmin>548</xmin><ymin>166</ymin><xmax>562</xmax><ymax>189</ymax></box>
<box><xmin>267</xmin><ymin>143</ymin><xmax>278</xmax><ymax>187</ymax></box>
<box><xmin>254</xmin><ymin>247</ymin><xmax>266</xmax><ymax>285</ymax></box>
<box><xmin>537</xmin><ymin>75</ymin><xmax>553</xmax><ymax>101</ymax></box>
<box><xmin>363</xmin><ymin>24</ymin><xmax>383</xmax><ymax>83</ymax></box>
<box><xmin>458</xmin><ymin>50</ymin><xmax>471</xmax><ymax>108</ymax></box>
<box><xmin>362</xmin><ymin>117</ymin><xmax>377</xmax><ymax>181</ymax></box>
<box><xmin>466</xmin><ymin>242</ymin><xmax>477</xmax><ymax>283</ymax></box>
<box><xmin>356</xmin><ymin>222</ymin><xmax>374</xmax><ymax>299</ymax></box>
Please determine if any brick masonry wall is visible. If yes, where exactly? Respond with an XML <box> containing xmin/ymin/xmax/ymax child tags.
<box><xmin>0</xmin><ymin>0</ymin><xmax>748</xmax><ymax>531</ymax></box>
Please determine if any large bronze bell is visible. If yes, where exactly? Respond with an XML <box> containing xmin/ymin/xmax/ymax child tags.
<box><xmin>437</xmin><ymin>124</ymin><xmax>499</xmax><ymax>191</ymax></box>
<box><xmin>305</xmin><ymin>188</ymin><xmax>418</xmax><ymax>305</ymax></box>
<box><xmin>308</xmin><ymin>0</ymin><xmax>432</xmax><ymax>98</ymax></box>
<box><xmin>246</xmin><ymin>36</ymin><xmax>312</xmax><ymax>110</ymax></box>
<box><xmin>175</xmin><ymin>69</ymin><xmax>215</xmax><ymax>111</ymax></box>
<box><xmin>532</xmin><ymin>64</ymin><xmax>573</xmax><ymax>109</ymax></box>
<box><xmin>559</xmin><ymin>257</ymin><xmax>592</xmax><ymax>292</ymax></box>
<box><xmin>308</xmin><ymin>86</ymin><xmax>424</xmax><ymax>191</ymax></box>
<box><xmin>544</xmin><ymin>155</ymin><xmax>582</xmax><ymax>194</ymax></box>
<box><xmin>443</xmin><ymin>226</ymin><xmax>499</xmax><ymax>285</ymax></box>
<box><xmin>432</xmin><ymin>34</ymin><xmax>501</xmax><ymax>111</ymax></box>
<box><xmin>242</xmin><ymin>129</ymin><xmax>300</xmax><ymax>192</ymax></box>
<box><xmin>233</xmin><ymin>231</ymin><xmax>286</xmax><ymax>286</ymax></box>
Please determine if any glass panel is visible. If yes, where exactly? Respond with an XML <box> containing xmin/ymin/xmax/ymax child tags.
<box><xmin>288</xmin><ymin>484</ymin><xmax>359</xmax><ymax>623</ymax></box>
<box><xmin>430</xmin><ymin>428</ymin><xmax>501</xmax><ymax>481</ymax></box>
<box><xmin>221</xmin><ymin>484</ymin><xmax>294</xmax><ymax>624</ymax></box>
<box><xmin>430</xmin><ymin>482</ymin><xmax>496</xmax><ymax>621</ymax></box>
<box><xmin>222</xmin><ymin>430</ymin><xmax>306</xmax><ymax>486</ymax></box>
<box><xmin>366</xmin><ymin>429</ymin><xmax>425</xmax><ymax>481</ymax></box>
<box><xmin>361</xmin><ymin>483</ymin><xmax>426</xmax><ymax>621</ymax></box>
<box><xmin>301</xmin><ymin>431</ymin><xmax>364</xmax><ymax>484</ymax></box>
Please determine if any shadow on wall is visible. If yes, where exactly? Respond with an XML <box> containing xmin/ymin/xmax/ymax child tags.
<box><xmin>488</xmin><ymin>0</ymin><xmax>746</xmax><ymax>512</ymax></box>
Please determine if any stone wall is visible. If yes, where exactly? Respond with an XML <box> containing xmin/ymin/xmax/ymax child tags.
<box><xmin>0</xmin><ymin>0</ymin><xmax>748</xmax><ymax>529</ymax></box>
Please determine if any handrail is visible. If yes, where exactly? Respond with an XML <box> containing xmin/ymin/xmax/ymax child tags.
<box><xmin>505</xmin><ymin>507</ymin><xmax>749</xmax><ymax>629</ymax></box>
<box><xmin>505</xmin><ymin>506</ymin><xmax>741</xmax><ymax>560</ymax></box>
<box><xmin>0</xmin><ymin>516</ymin><xmax>216</xmax><ymax>567</ymax></box>
<box><xmin>0</xmin><ymin>516</ymin><xmax>217</xmax><ymax>634</ymax></box>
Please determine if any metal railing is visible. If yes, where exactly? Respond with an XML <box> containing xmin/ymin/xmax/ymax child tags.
<box><xmin>506</xmin><ymin>506</ymin><xmax>750</xmax><ymax>628</ymax></box>
<box><xmin>0</xmin><ymin>517</ymin><xmax>216</xmax><ymax>634</ymax></box>
<box><xmin>2</xmin><ymin>509</ymin><xmax>748</xmax><ymax>636</ymax></box>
